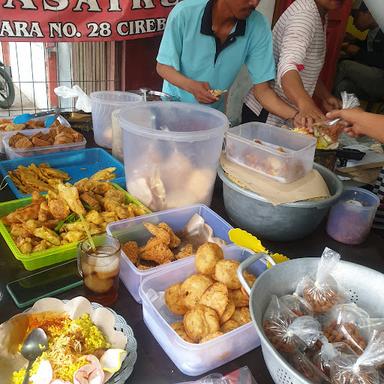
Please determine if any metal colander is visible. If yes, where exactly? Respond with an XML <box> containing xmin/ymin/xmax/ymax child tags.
<box><xmin>238</xmin><ymin>254</ymin><xmax>384</xmax><ymax>384</ymax></box>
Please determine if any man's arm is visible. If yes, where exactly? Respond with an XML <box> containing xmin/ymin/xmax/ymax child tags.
<box><xmin>156</xmin><ymin>63</ymin><xmax>217</xmax><ymax>103</ymax></box>
<box><xmin>314</xmin><ymin>79</ymin><xmax>342</xmax><ymax>112</ymax></box>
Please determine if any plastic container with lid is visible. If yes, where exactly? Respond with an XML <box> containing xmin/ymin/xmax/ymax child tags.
<box><xmin>225</xmin><ymin>122</ymin><xmax>317</xmax><ymax>183</ymax></box>
<box><xmin>106</xmin><ymin>204</ymin><xmax>232</xmax><ymax>303</ymax></box>
<box><xmin>139</xmin><ymin>244</ymin><xmax>264</xmax><ymax>376</ymax></box>
<box><xmin>3</xmin><ymin>127</ymin><xmax>86</xmax><ymax>159</ymax></box>
<box><xmin>119</xmin><ymin>102</ymin><xmax>229</xmax><ymax>211</ymax></box>
<box><xmin>326</xmin><ymin>187</ymin><xmax>380</xmax><ymax>245</ymax></box>
<box><xmin>90</xmin><ymin>91</ymin><xmax>142</xmax><ymax>149</ymax></box>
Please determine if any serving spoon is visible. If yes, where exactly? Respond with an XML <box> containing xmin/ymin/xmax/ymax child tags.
<box><xmin>21</xmin><ymin>328</ymin><xmax>48</xmax><ymax>384</ymax></box>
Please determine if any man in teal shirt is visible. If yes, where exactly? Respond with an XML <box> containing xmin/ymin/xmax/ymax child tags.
<box><xmin>157</xmin><ymin>0</ymin><xmax>299</xmax><ymax>121</ymax></box>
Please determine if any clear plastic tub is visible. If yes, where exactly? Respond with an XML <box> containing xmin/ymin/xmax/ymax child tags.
<box><xmin>106</xmin><ymin>204</ymin><xmax>232</xmax><ymax>303</ymax></box>
<box><xmin>225</xmin><ymin>122</ymin><xmax>317</xmax><ymax>183</ymax></box>
<box><xmin>139</xmin><ymin>244</ymin><xmax>264</xmax><ymax>376</ymax></box>
<box><xmin>3</xmin><ymin>127</ymin><xmax>86</xmax><ymax>159</ymax></box>
<box><xmin>119</xmin><ymin>102</ymin><xmax>229</xmax><ymax>211</ymax></box>
<box><xmin>326</xmin><ymin>187</ymin><xmax>380</xmax><ymax>245</ymax></box>
<box><xmin>90</xmin><ymin>91</ymin><xmax>142</xmax><ymax>149</ymax></box>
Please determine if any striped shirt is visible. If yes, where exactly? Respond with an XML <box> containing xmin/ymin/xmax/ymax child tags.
<box><xmin>244</xmin><ymin>0</ymin><xmax>326</xmax><ymax>127</ymax></box>
<box><xmin>372</xmin><ymin>167</ymin><xmax>384</xmax><ymax>229</ymax></box>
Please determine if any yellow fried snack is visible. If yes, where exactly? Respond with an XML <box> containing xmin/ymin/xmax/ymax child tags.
<box><xmin>171</xmin><ymin>322</ymin><xmax>193</xmax><ymax>343</ymax></box>
<box><xmin>199</xmin><ymin>282</ymin><xmax>228</xmax><ymax>317</ymax></box>
<box><xmin>174</xmin><ymin>243</ymin><xmax>193</xmax><ymax>260</ymax></box>
<box><xmin>220</xmin><ymin>299</ymin><xmax>236</xmax><ymax>324</ymax></box>
<box><xmin>230</xmin><ymin>307</ymin><xmax>251</xmax><ymax>326</ymax></box>
<box><xmin>213</xmin><ymin>259</ymin><xmax>241</xmax><ymax>289</ymax></box>
<box><xmin>244</xmin><ymin>271</ymin><xmax>256</xmax><ymax>288</ymax></box>
<box><xmin>221</xmin><ymin>319</ymin><xmax>240</xmax><ymax>334</ymax></box>
<box><xmin>195</xmin><ymin>242</ymin><xmax>224</xmax><ymax>275</ymax></box>
<box><xmin>165</xmin><ymin>283</ymin><xmax>188</xmax><ymax>315</ymax></box>
<box><xmin>143</xmin><ymin>222</ymin><xmax>171</xmax><ymax>245</ymax></box>
<box><xmin>183</xmin><ymin>304</ymin><xmax>220</xmax><ymax>343</ymax></box>
<box><xmin>140</xmin><ymin>242</ymin><xmax>174</xmax><ymax>264</ymax></box>
<box><xmin>199</xmin><ymin>331</ymin><xmax>224</xmax><ymax>343</ymax></box>
<box><xmin>158</xmin><ymin>222</ymin><xmax>181</xmax><ymax>248</ymax></box>
<box><xmin>229</xmin><ymin>288</ymin><xmax>249</xmax><ymax>308</ymax></box>
<box><xmin>180</xmin><ymin>274</ymin><xmax>213</xmax><ymax>309</ymax></box>
<box><xmin>33</xmin><ymin>226</ymin><xmax>61</xmax><ymax>246</ymax></box>
<box><xmin>122</xmin><ymin>241</ymin><xmax>139</xmax><ymax>266</ymax></box>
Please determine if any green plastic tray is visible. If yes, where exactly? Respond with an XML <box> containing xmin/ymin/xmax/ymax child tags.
<box><xmin>0</xmin><ymin>183</ymin><xmax>150</xmax><ymax>271</ymax></box>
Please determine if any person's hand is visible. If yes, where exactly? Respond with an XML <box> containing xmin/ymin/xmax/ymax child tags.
<box><xmin>187</xmin><ymin>80</ymin><xmax>218</xmax><ymax>104</ymax></box>
<box><xmin>296</xmin><ymin>100</ymin><xmax>325</xmax><ymax>130</ymax></box>
<box><xmin>322</xmin><ymin>96</ymin><xmax>342</xmax><ymax>112</ymax></box>
<box><xmin>345</xmin><ymin>44</ymin><xmax>360</xmax><ymax>56</ymax></box>
<box><xmin>326</xmin><ymin>108</ymin><xmax>366</xmax><ymax>137</ymax></box>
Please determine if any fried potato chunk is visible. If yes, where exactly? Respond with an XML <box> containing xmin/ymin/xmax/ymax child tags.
<box><xmin>165</xmin><ymin>283</ymin><xmax>188</xmax><ymax>315</ymax></box>
<box><xmin>122</xmin><ymin>241</ymin><xmax>139</xmax><ymax>266</ymax></box>
<box><xmin>195</xmin><ymin>242</ymin><xmax>224</xmax><ymax>275</ymax></box>
<box><xmin>221</xmin><ymin>319</ymin><xmax>240</xmax><ymax>334</ymax></box>
<box><xmin>180</xmin><ymin>274</ymin><xmax>213</xmax><ymax>309</ymax></box>
<box><xmin>230</xmin><ymin>307</ymin><xmax>251</xmax><ymax>326</ymax></box>
<box><xmin>229</xmin><ymin>288</ymin><xmax>249</xmax><ymax>308</ymax></box>
<box><xmin>213</xmin><ymin>259</ymin><xmax>241</xmax><ymax>289</ymax></box>
<box><xmin>220</xmin><ymin>299</ymin><xmax>236</xmax><ymax>324</ymax></box>
<box><xmin>171</xmin><ymin>322</ymin><xmax>193</xmax><ymax>343</ymax></box>
<box><xmin>199</xmin><ymin>282</ymin><xmax>228</xmax><ymax>318</ymax></box>
<box><xmin>183</xmin><ymin>304</ymin><xmax>220</xmax><ymax>343</ymax></box>
<box><xmin>199</xmin><ymin>331</ymin><xmax>224</xmax><ymax>344</ymax></box>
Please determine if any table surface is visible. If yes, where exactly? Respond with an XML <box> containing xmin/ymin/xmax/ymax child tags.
<box><xmin>0</xmin><ymin>138</ymin><xmax>383</xmax><ymax>384</ymax></box>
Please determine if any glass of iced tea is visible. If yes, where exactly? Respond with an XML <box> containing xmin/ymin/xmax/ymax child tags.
<box><xmin>77</xmin><ymin>234</ymin><xmax>121</xmax><ymax>306</ymax></box>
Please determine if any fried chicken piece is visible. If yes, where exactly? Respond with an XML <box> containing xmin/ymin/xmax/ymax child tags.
<box><xmin>175</xmin><ymin>243</ymin><xmax>193</xmax><ymax>260</ymax></box>
<box><xmin>140</xmin><ymin>242</ymin><xmax>174</xmax><ymax>264</ymax></box>
<box><xmin>80</xmin><ymin>192</ymin><xmax>101</xmax><ymax>211</ymax></box>
<box><xmin>158</xmin><ymin>222</ymin><xmax>181</xmax><ymax>248</ymax></box>
<box><xmin>90</xmin><ymin>168</ymin><xmax>116</xmax><ymax>182</ymax></box>
<box><xmin>57</xmin><ymin>183</ymin><xmax>86</xmax><ymax>216</ymax></box>
<box><xmin>143</xmin><ymin>222</ymin><xmax>170</xmax><ymax>245</ymax></box>
<box><xmin>48</xmin><ymin>198</ymin><xmax>70</xmax><ymax>220</ymax></box>
<box><xmin>122</xmin><ymin>241</ymin><xmax>139</xmax><ymax>265</ymax></box>
<box><xmin>33</xmin><ymin>227</ymin><xmax>61</xmax><ymax>246</ymax></box>
<box><xmin>85</xmin><ymin>210</ymin><xmax>104</xmax><ymax>225</ymax></box>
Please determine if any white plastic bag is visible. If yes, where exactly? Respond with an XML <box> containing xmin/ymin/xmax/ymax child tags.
<box><xmin>340</xmin><ymin>91</ymin><xmax>360</xmax><ymax>110</ymax></box>
<box><xmin>54</xmin><ymin>85</ymin><xmax>92</xmax><ymax>113</ymax></box>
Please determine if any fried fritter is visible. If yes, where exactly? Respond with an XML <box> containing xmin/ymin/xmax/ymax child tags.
<box><xmin>80</xmin><ymin>192</ymin><xmax>101</xmax><ymax>211</ymax></box>
<box><xmin>48</xmin><ymin>198</ymin><xmax>70</xmax><ymax>220</ymax></box>
<box><xmin>143</xmin><ymin>222</ymin><xmax>171</xmax><ymax>245</ymax></box>
<box><xmin>199</xmin><ymin>331</ymin><xmax>223</xmax><ymax>343</ymax></box>
<box><xmin>221</xmin><ymin>319</ymin><xmax>240</xmax><ymax>334</ymax></box>
<box><xmin>85</xmin><ymin>210</ymin><xmax>104</xmax><ymax>225</ymax></box>
<box><xmin>180</xmin><ymin>274</ymin><xmax>213</xmax><ymax>309</ymax></box>
<box><xmin>140</xmin><ymin>242</ymin><xmax>174</xmax><ymax>264</ymax></box>
<box><xmin>33</xmin><ymin>226</ymin><xmax>61</xmax><ymax>246</ymax></box>
<box><xmin>171</xmin><ymin>322</ymin><xmax>193</xmax><ymax>343</ymax></box>
<box><xmin>199</xmin><ymin>282</ymin><xmax>228</xmax><ymax>317</ymax></box>
<box><xmin>230</xmin><ymin>307</ymin><xmax>251</xmax><ymax>326</ymax></box>
<box><xmin>213</xmin><ymin>259</ymin><xmax>241</xmax><ymax>289</ymax></box>
<box><xmin>220</xmin><ymin>300</ymin><xmax>236</xmax><ymax>324</ymax></box>
<box><xmin>195</xmin><ymin>242</ymin><xmax>224</xmax><ymax>275</ymax></box>
<box><xmin>122</xmin><ymin>241</ymin><xmax>139</xmax><ymax>266</ymax></box>
<box><xmin>229</xmin><ymin>289</ymin><xmax>249</xmax><ymax>308</ymax></box>
<box><xmin>183</xmin><ymin>304</ymin><xmax>220</xmax><ymax>343</ymax></box>
<box><xmin>89</xmin><ymin>167</ymin><xmax>116</xmax><ymax>182</ymax></box>
<box><xmin>158</xmin><ymin>222</ymin><xmax>181</xmax><ymax>248</ymax></box>
<box><xmin>57</xmin><ymin>183</ymin><xmax>86</xmax><ymax>216</ymax></box>
<box><xmin>174</xmin><ymin>243</ymin><xmax>193</xmax><ymax>260</ymax></box>
<box><xmin>165</xmin><ymin>283</ymin><xmax>188</xmax><ymax>315</ymax></box>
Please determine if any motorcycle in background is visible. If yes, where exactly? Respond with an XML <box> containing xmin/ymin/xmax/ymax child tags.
<box><xmin>0</xmin><ymin>60</ymin><xmax>15</xmax><ymax>109</ymax></box>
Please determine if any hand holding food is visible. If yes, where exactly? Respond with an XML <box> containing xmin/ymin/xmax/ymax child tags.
<box><xmin>187</xmin><ymin>80</ymin><xmax>218</xmax><ymax>104</ymax></box>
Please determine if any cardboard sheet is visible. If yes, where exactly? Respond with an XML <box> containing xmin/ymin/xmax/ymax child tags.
<box><xmin>220</xmin><ymin>155</ymin><xmax>330</xmax><ymax>206</ymax></box>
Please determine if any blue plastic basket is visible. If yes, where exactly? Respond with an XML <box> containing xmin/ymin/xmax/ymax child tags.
<box><xmin>0</xmin><ymin>148</ymin><xmax>125</xmax><ymax>198</ymax></box>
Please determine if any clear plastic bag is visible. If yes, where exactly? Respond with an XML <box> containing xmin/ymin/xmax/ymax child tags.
<box><xmin>288</xmin><ymin>350</ymin><xmax>331</xmax><ymax>383</ymax></box>
<box><xmin>174</xmin><ymin>366</ymin><xmax>258</xmax><ymax>383</ymax></box>
<box><xmin>330</xmin><ymin>330</ymin><xmax>384</xmax><ymax>384</ymax></box>
<box><xmin>296</xmin><ymin>248</ymin><xmax>344</xmax><ymax>314</ymax></box>
<box><xmin>322</xmin><ymin>304</ymin><xmax>370</xmax><ymax>355</ymax></box>
<box><xmin>263</xmin><ymin>296</ymin><xmax>322</xmax><ymax>353</ymax></box>
<box><xmin>54</xmin><ymin>85</ymin><xmax>92</xmax><ymax>113</ymax></box>
<box><xmin>280</xmin><ymin>294</ymin><xmax>313</xmax><ymax>317</ymax></box>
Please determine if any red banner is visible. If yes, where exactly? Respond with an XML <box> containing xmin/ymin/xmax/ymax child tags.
<box><xmin>0</xmin><ymin>0</ymin><xmax>178</xmax><ymax>42</ymax></box>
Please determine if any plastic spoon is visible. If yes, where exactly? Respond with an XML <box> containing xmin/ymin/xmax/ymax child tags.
<box><xmin>21</xmin><ymin>328</ymin><xmax>48</xmax><ymax>384</ymax></box>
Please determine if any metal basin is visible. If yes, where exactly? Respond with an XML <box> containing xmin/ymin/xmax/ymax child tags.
<box><xmin>218</xmin><ymin>163</ymin><xmax>343</xmax><ymax>241</ymax></box>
